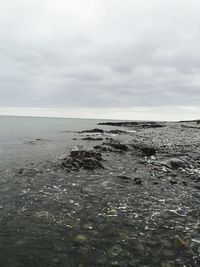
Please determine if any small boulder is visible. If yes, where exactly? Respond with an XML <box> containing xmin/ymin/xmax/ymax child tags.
<box><xmin>167</xmin><ymin>158</ymin><xmax>186</xmax><ymax>169</ymax></box>
<box><xmin>61</xmin><ymin>150</ymin><xmax>104</xmax><ymax>170</ymax></box>
<box><xmin>132</xmin><ymin>144</ymin><xmax>157</xmax><ymax>156</ymax></box>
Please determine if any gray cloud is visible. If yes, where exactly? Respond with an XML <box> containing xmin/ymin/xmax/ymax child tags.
<box><xmin>0</xmin><ymin>0</ymin><xmax>200</xmax><ymax>111</ymax></box>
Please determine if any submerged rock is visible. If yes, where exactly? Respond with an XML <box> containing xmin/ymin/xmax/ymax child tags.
<box><xmin>93</xmin><ymin>145</ymin><xmax>113</xmax><ymax>152</ymax></box>
<box><xmin>61</xmin><ymin>150</ymin><xmax>104</xmax><ymax>170</ymax></box>
<box><xmin>161</xmin><ymin>261</ymin><xmax>175</xmax><ymax>267</ymax></box>
<box><xmin>79</xmin><ymin>128</ymin><xmax>104</xmax><ymax>133</ymax></box>
<box><xmin>74</xmin><ymin>234</ymin><xmax>87</xmax><ymax>245</ymax></box>
<box><xmin>107</xmin><ymin>129</ymin><xmax>128</xmax><ymax>135</ymax></box>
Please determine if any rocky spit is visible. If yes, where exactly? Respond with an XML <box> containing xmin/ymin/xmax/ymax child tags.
<box><xmin>1</xmin><ymin>121</ymin><xmax>200</xmax><ymax>266</ymax></box>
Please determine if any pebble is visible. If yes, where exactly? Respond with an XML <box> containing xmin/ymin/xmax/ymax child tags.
<box><xmin>74</xmin><ymin>234</ymin><xmax>87</xmax><ymax>245</ymax></box>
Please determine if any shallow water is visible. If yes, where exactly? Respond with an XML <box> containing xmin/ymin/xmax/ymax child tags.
<box><xmin>0</xmin><ymin>117</ymin><xmax>200</xmax><ymax>266</ymax></box>
<box><xmin>0</xmin><ymin>116</ymin><xmax>112</xmax><ymax>169</ymax></box>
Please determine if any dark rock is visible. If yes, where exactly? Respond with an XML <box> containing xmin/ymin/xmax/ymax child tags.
<box><xmin>17</xmin><ymin>168</ymin><xmax>25</xmax><ymax>174</ymax></box>
<box><xmin>16</xmin><ymin>167</ymin><xmax>39</xmax><ymax>176</ymax></box>
<box><xmin>61</xmin><ymin>150</ymin><xmax>104</xmax><ymax>170</ymax></box>
<box><xmin>98</xmin><ymin>121</ymin><xmax>165</xmax><ymax>128</ymax></box>
<box><xmin>107</xmin><ymin>130</ymin><xmax>128</xmax><ymax>135</ymax></box>
<box><xmin>102</xmin><ymin>140</ymin><xmax>129</xmax><ymax>152</ymax></box>
<box><xmin>131</xmin><ymin>144</ymin><xmax>157</xmax><ymax>156</ymax></box>
<box><xmin>94</xmin><ymin>145</ymin><xmax>113</xmax><ymax>152</ymax></box>
<box><xmin>117</xmin><ymin>175</ymin><xmax>131</xmax><ymax>180</ymax></box>
<box><xmin>79</xmin><ymin>128</ymin><xmax>104</xmax><ymax>134</ymax></box>
<box><xmin>98</xmin><ymin>121</ymin><xmax>139</xmax><ymax>127</ymax></box>
<box><xmin>181</xmin><ymin>125</ymin><xmax>200</xmax><ymax>130</ymax></box>
<box><xmin>82</xmin><ymin>137</ymin><xmax>103</xmax><ymax>141</ymax></box>
<box><xmin>141</xmin><ymin>147</ymin><xmax>157</xmax><ymax>156</ymax></box>
<box><xmin>167</xmin><ymin>158</ymin><xmax>186</xmax><ymax>169</ymax></box>
<box><xmin>193</xmin><ymin>185</ymin><xmax>200</xmax><ymax>190</ymax></box>
<box><xmin>134</xmin><ymin>178</ymin><xmax>142</xmax><ymax>185</ymax></box>
<box><xmin>169</xmin><ymin>180</ymin><xmax>178</xmax><ymax>185</ymax></box>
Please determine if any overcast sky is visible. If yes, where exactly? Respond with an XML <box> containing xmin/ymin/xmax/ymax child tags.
<box><xmin>0</xmin><ymin>0</ymin><xmax>200</xmax><ymax>120</ymax></box>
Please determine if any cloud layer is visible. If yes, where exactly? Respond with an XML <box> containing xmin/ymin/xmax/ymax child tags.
<box><xmin>0</xmin><ymin>0</ymin><xmax>200</xmax><ymax>117</ymax></box>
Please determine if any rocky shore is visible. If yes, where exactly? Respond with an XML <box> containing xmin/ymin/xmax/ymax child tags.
<box><xmin>1</xmin><ymin>120</ymin><xmax>200</xmax><ymax>266</ymax></box>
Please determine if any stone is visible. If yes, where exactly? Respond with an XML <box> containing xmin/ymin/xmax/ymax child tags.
<box><xmin>131</xmin><ymin>144</ymin><xmax>157</xmax><ymax>156</ymax></box>
<box><xmin>161</xmin><ymin>261</ymin><xmax>175</xmax><ymax>267</ymax></box>
<box><xmin>79</xmin><ymin>128</ymin><xmax>104</xmax><ymax>133</ymax></box>
<box><xmin>102</xmin><ymin>140</ymin><xmax>129</xmax><ymax>152</ymax></box>
<box><xmin>61</xmin><ymin>150</ymin><xmax>104</xmax><ymax>170</ymax></box>
<box><xmin>117</xmin><ymin>175</ymin><xmax>131</xmax><ymax>180</ymax></box>
<box><xmin>82</xmin><ymin>137</ymin><xmax>103</xmax><ymax>141</ymax></box>
<box><xmin>75</xmin><ymin>234</ymin><xmax>87</xmax><ymax>245</ymax></box>
<box><xmin>167</xmin><ymin>158</ymin><xmax>186</xmax><ymax>169</ymax></box>
<box><xmin>134</xmin><ymin>177</ymin><xmax>142</xmax><ymax>185</ymax></box>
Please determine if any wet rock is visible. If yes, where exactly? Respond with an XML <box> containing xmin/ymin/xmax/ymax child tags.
<box><xmin>74</xmin><ymin>234</ymin><xmax>87</xmax><ymax>245</ymax></box>
<box><xmin>107</xmin><ymin>208</ymin><xmax>118</xmax><ymax>216</ymax></box>
<box><xmin>34</xmin><ymin>211</ymin><xmax>52</xmax><ymax>220</ymax></box>
<box><xmin>169</xmin><ymin>180</ymin><xmax>178</xmax><ymax>185</ymax></box>
<box><xmin>82</xmin><ymin>137</ymin><xmax>103</xmax><ymax>141</ymax></box>
<box><xmin>102</xmin><ymin>140</ymin><xmax>129</xmax><ymax>152</ymax></box>
<box><xmin>131</xmin><ymin>144</ymin><xmax>157</xmax><ymax>156</ymax></box>
<box><xmin>107</xmin><ymin>130</ymin><xmax>128</xmax><ymax>135</ymax></box>
<box><xmin>110</xmin><ymin>261</ymin><xmax>119</xmax><ymax>266</ymax></box>
<box><xmin>94</xmin><ymin>145</ymin><xmax>113</xmax><ymax>152</ymax></box>
<box><xmin>175</xmin><ymin>236</ymin><xmax>188</xmax><ymax>249</ymax></box>
<box><xmin>117</xmin><ymin>175</ymin><xmax>131</xmax><ymax>180</ymax></box>
<box><xmin>16</xmin><ymin>167</ymin><xmax>40</xmax><ymax>176</ymax></box>
<box><xmin>109</xmin><ymin>245</ymin><xmax>122</xmax><ymax>257</ymax></box>
<box><xmin>98</xmin><ymin>121</ymin><xmax>165</xmax><ymax>128</ymax></box>
<box><xmin>167</xmin><ymin>158</ymin><xmax>186</xmax><ymax>169</ymax></box>
<box><xmin>79</xmin><ymin>128</ymin><xmax>104</xmax><ymax>133</ymax></box>
<box><xmin>134</xmin><ymin>178</ymin><xmax>142</xmax><ymax>185</ymax></box>
<box><xmin>193</xmin><ymin>185</ymin><xmax>200</xmax><ymax>190</ymax></box>
<box><xmin>61</xmin><ymin>150</ymin><xmax>104</xmax><ymax>170</ymax></box>
<box><xmin>24</xmin><ymin>138</ymin><xmax>50</xmax><ymax>145</ymax></box>
<box><xmin>141</xmin><ymin>147</ymin><xmax>157</xmax><ymax>156</ymax></box>
<box><xmin>161</xmin><ymin>261</ymin><xmax>175</xmax><ymax>267</ymax></box>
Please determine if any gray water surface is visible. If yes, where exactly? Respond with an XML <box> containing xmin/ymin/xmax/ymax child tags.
<box><xmin>0</xmin><ymin>116</ymin><xmax>108</xmax><ymax>169</ymax></box>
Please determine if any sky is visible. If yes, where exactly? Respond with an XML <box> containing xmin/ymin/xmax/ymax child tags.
<box><xmin>0</xmin><ymin>0</ymin><xmax>200</xmax><ymax>120</ymax></box>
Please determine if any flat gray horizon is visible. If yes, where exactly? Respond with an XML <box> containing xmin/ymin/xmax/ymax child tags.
<box><xmin>0</xmin><ymin>0</ymin><xmax>200</xmax><ymax>120</ymax></box>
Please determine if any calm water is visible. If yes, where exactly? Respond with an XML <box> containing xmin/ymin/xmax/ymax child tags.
<box><xmin>0</xmin><ymin>116</ymin><xmax>108</xmax><ymax>169</ymax></box>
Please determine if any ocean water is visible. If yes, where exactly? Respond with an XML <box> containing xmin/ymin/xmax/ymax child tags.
<box><xmin>0</xmin><ymin>116</ymin><xmax>109</xmax><ymax>170</ymax></box>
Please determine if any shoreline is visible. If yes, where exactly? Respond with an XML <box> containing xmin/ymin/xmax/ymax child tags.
<box><xmin>1</xmin><ymin>120</ymin><xmax>200</xmax><ymax>266</ymax></box>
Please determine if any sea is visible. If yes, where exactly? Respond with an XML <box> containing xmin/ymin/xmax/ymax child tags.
<box><xmin>0</xmin><ymin>116</ymin><xmax>110</xmax><ymax>170</ymax></box>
